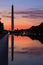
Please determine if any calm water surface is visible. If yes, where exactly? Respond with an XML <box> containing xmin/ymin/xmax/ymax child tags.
<box><xmin>8</xmin><ymin>35</ymin><xmax>43</xmax><ymax>65</ymax></box>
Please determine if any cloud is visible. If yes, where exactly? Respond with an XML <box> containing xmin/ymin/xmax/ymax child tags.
<box><xmin>0</xmin><ymin>12</ymin><xmax>2</xmax><ymax>14</ymax></box>
<box><xmin>0</xmin><ymin>9</ymin><xmax>43</xmax><ymax>19</ymax></box>
<box><xmin>2</xmin><ymin>15</ymin><xmax>11</xmax><ymax>18</ymax></box>
<box><xmin>22</xmin><ymin>14</ymin><xmax>43</xmax><ymax>19</ymax></box>
<box><xmin>15</xmin><ymin>9</ymin><xmax>43</xmax><ymax>19</ymax></box>
<box><xmin>2</xmin><ymin>15</ymin><xmax>16</xmax><ymax>19</ymax></box>
<box><xmin>15</xmin><ymin>10</ymin><xmax>43</xmax><ymax>14</ymax></box>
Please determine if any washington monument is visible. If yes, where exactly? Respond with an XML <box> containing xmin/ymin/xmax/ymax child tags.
<box><xmin>11</xmin><ymin>5</ymin><xmax>14</xmax><ymax>61</ymax></box>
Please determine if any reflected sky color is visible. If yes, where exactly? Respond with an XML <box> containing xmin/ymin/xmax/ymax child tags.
<box><xmin>9</xmin><ymin>36</ymin><xmax>43</xmax><ymax>51</ymax></box>
<box><xmin>8</xmin><ymin>36</ymin><xmax>43</xmax><ymax>65</ymax></box>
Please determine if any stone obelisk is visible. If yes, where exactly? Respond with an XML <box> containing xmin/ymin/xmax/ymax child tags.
<box><xmin>11</xmin><ymin>5</ymin><xmax>14</xmax><ymax>61</ymax></box>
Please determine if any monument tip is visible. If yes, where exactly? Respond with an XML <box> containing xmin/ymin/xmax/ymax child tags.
<box><xmin>12</xmin><ymin>4</ymin><xmax>14</xmax><ymax>7</ymax></box>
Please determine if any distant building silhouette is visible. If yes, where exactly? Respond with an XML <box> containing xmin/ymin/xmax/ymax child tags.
<box><xmin>29</xmin><ymin>23</ymin><xmax>43</xmax><ymax>33</ymax></box>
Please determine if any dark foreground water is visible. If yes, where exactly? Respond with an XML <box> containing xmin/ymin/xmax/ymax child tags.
<box><xmin>8</xmin><ymin>49</ymin><xmax>43</xmax><ymax>65</ymax></box>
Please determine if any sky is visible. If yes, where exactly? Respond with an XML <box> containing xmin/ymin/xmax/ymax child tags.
<box><xmin>0</xmin><ymin>0</ymin><xmax>43</xmax><ymax>30</ymax></box>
